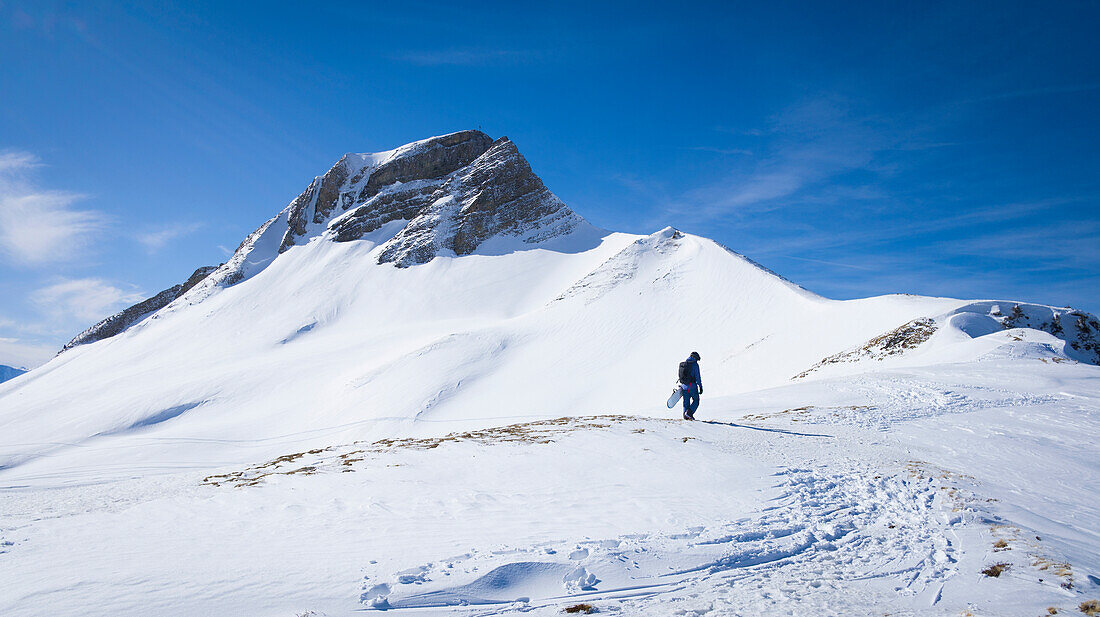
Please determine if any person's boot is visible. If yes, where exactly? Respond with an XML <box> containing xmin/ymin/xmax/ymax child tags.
<box><xmin>683</xmin><ymin>410</ymin><xmax>694</xmax><ymax>421</ymax></box>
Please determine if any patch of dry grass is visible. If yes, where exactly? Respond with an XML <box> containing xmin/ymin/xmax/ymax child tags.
<box><xmin>563</xmin><ymin>604</ymin><xmax>597</xmax><ymax>614</ymax></box>
<box><xmin>205</xmin><ymin>415</ymin><xmax>652</xmax><ymax>488</ymax></box>
<box><xmin>982</xmin><ymin>563</ymin><xmax>1010</xmax><ymax>577</ymax></box>
<box><xmin>1033</xmin><ymin>557</ymin><xmax>1075</xmax><ymax>588</ymax></box>
<box><xmin>742</xmin><ymin>404</ymin><xmax>875</xmax><ymax>423</ymax></box>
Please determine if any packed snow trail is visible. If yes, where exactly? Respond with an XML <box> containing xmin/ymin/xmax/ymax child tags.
<box><xmin>361</xmin><ymin>462</ymin><xmax>964</xmax><ymax>613</ymax></box>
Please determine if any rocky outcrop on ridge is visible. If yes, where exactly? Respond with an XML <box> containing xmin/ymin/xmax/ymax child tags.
<box><xmin>61</xmin><ymin>266</ymin><xmax>218</xmax><ymax>351</ymax></box>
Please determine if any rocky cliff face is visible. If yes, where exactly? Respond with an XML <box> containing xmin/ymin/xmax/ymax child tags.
<box><xmin>279</xmin><ymin>130</ymin><xmax>588</xmax><ymax>267</ymax></box>
<box><xmin>372</xmin><ymin>135</ymin><xmax>588</xmax><ymax>267</ymax></box>
<box><xmin>61</xmin><ymin>266</ymin><xmax>218</xmax><ymax>351</ymax></box>
<box><xmin>281</xmin><ymin>130</ymin><xmax>498</xmax><ymax>255</ymax></box>
<box><xmin>59</xmin><ymin>131</ymin><xmax>599</xmax><ymax>352</ymax></box>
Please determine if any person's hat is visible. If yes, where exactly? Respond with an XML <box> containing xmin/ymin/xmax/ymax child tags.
<box><xmin>690</xmin><ymin>351</ymin><xmax>701</xmax><ymax>361</ymax></box>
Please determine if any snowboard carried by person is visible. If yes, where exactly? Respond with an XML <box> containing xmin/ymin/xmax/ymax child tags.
<box><xmin>666</xmin><ymin>386</ymin><xmax>683</xmax><ymax>408</ymax></box>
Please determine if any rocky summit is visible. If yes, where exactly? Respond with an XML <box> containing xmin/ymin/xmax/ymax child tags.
<box><xmin>283</xmin><ymin>130</ymin><xmax>587</xmax><ymax>266</ymax></box>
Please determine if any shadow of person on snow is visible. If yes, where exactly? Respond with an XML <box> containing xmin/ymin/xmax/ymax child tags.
<box><xmin>700</xmin><ymin>420</ymin><xmax>832</xmax><ymax>438</ymax></box>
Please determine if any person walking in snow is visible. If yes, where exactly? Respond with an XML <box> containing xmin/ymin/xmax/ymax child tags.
<box><xmin>679</xmin><ymin>351</ymin><xmax>703</xmax><ymax>420</ymax></box>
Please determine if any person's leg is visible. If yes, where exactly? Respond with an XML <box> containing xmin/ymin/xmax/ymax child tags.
<box><xmin>682</xmin><ymin>385</ymin><xmax>692</xmax><ymax>419</ymax></box>
<box><xmin>685</xmin><ymin>385</ymin><xmax>699</xmax><ymax>419</ymax></box>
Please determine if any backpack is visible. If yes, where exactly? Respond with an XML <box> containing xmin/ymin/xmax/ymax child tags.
<box><xmin>678</xmin><ymin>360</ymin><xmax>696</xmax><ymax>384</ymax></box>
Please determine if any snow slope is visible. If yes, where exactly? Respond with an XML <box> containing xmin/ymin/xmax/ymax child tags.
<box><xmin>0</xmin><ymin>131</ymin><xmax>1098</xmax><ymax>616</ymax></box>
<box><xmin>1</xmin><ymin>220</ymin><xmax>1093</xmax><ymax>479</ymax></box>
<box><xmin>1</xmin><ymin>361</ymin><xmax>1097</xmax><ymax>616</ymax></box>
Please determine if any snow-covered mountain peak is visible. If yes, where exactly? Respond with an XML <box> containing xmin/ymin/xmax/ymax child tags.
<box><xmin>62</xmin><ymin>131</ymin><xmax>603</xmax><ymax>348</ymax></box>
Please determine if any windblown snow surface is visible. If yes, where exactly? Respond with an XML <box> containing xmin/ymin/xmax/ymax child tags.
<box><xmin>1</xmin><ymin>135</ymin><xmax>1098</xmax><ymax>615</ymax></box>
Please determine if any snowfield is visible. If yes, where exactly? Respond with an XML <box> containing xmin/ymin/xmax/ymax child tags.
<box><xmin>1</xmin><ymin>132</ymin><xmax>1098</xmax><ymax>615</ymax></box>
<box><xmin>2</xmin><ymin>360</ymin><xmax>1097</xmax><ymax>616</ymax></box>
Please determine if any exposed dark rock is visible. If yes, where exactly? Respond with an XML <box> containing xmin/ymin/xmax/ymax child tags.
<box><xmin>330</xmin><ymin>183</ymin><xmax>439</xmax><ymax>244</ymax></box>
<box><xmin>447</xmin><ymin>137</ymin><xmax>568</xmax><ymax>256</ymax></box>
<box><xmin>269</xmin><ymin>131</ymin><xmax>590</xmax><ymax>268</ymax></box>
<box><xmin>359</xmin><ymin>130</ymin><xmax>493</xmax><ymax>200</ymax></box>
<box><xmin>997</xmin><ymin>305</ymin><xmax>1099</xmax><ymax>364</ymax></box>
<box><xmin>61</xmin><ymin>266</ymin><xmax>218</xmax><ymax>352</ymax></box>
<box><xmin>279</xmin><ymin>156</ymin><xmax>352</xmax><ymax>252</ymax></box>
<box><xmin>1003</xmin><ymin>304</ymin><xmax>1029</xmax><ymax>329</ymax></box>
<box><xmin>281</xmin><ymin>130</ymin><xmax>495</xmax><ymax>252</ymax></box>
<box><xmin>372</xmin><ymin>136</ymin><xmax>586</xmax><ymax>267</ymax></box>
<box><xmin>1069</xmin><ymin>312</ymin><xmax>1100</xmax><ymax>362</ymax></box>
<box><xmin>793</xmin><ymin>318</ymin><xmax>938</xmax><ymax>379</ymax></box>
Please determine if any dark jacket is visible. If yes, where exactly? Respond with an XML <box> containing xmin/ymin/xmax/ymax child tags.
<box><xmin>682</xmin><ymin>356</ymin><xmax>702</xmax><ymax>391</ymax></box>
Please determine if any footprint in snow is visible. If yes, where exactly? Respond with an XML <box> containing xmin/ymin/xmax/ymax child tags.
<box><xmin>563</xmin><ymin>566</ymin><xmax>600</xmax><ymax>593</ymax></box>
<box><xmin>360</xmin><ymin>583</ymin><xmax>391</xmax><ymax>608</ymax></box>
<box><xmin>396</xmin><ymin>564</ymin><xmax>431</xmax><ymax>584</ymax></box>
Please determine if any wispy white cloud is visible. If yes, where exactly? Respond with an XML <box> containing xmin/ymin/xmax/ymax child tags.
<box><xmin>30</xmin><ymin>278</ymin><xmax>145</xmax><ymax>325</ymax></box>
<box><xmin>963</xmin><ymin>83</ymin><xmax>1100</xmax><ymax>104</ymax></box>
<box><xmin>701</xmin><ymin>170</ymin><xmax>808</xmax><ymax>212</ymax></box>
<box><xmin>713</xmin><ymin>126</ymin><xmax>767</xmax><ymax>137</ymax></box>
<box><xmin>135</xmin><ymin>222</ymin><xmax>203</xmax><ymax>252</ymax></box>
<box><xmin>0</xmin><ymin>150</ymin><xmax>107</xmax><ymax>265</ymax></box>
<box><xmin>684</xmin><ymin>146</ymin><xmax>754</xmax><ymax>156</ymax></box>
<box><xmin>0</xmin><ymin>150</ymin><xmax>40</xmax><ymax>172</ymax></box>
<box><xmin>0</xmin><ymin>336</ymin><xmax>55</xmax><ymax>369</ymax></box>
<box><xmin>391</xmin><ymin>48</ymin><xmax>542</xmax><ymax>66</ymax></box>
<box><xmin>932</xmin><ymin>219</ymin><xmax>1100</xmax><ymax>268</ymax></box>
<box><xmin>777</xmin><ymin>254</ymin><xmax>877</xmax><ymax>271</ymax></box>
<box><xmin>670</xmin><ymin>96</ymin><xmax>903</xmax><ymax>218</ymax></box>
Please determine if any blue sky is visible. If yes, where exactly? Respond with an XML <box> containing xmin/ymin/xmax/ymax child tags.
<box><xmin>1</xmin><ymin>1</ymin><xmax>1098</xmax><ymax>367</ymax></box>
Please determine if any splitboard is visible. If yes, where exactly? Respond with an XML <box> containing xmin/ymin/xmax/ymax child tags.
<box><xmin>666</xmin><ymin>385</ymin><xmax>683</xmax><ymax>408</ymax></box>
